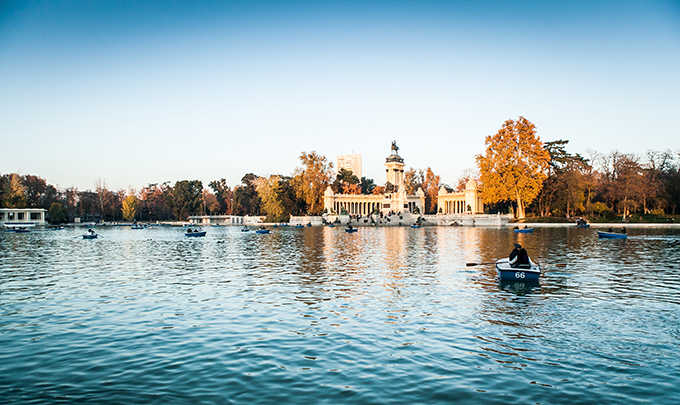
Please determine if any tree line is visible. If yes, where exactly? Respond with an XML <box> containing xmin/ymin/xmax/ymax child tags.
<box><xmin>477</xmin><ymin>116</ymin><xmax>680</xmax><ymax>220</ymax></box>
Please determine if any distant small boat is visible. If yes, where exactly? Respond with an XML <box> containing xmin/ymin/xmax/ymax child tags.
<box><xmin>295</xmin><ymin>224</ymin><xmax>304</xmax><ymax>229</ymax></box>
<box><xmin>131</xmin><ymin>224</ymin><xmax>145</xmax><ymax>229</ymax></box>
<box><xmin>273</xmin><ymin>224</ymin><xmax>279</xmax><ymax>228</ymax></box>
<box><xmin>241</xmin><ymin>228</ymin><xmax>250</xmax><ymax>232</ymax></box>
<box><xmin>597</xmin><ymin>231</ymin><xmax>627</xmax><ymax>239</ymax></box>
<box><xmin>345</xmin><ymin>228</ymin><xmax>358</xmax><ymax>233</ymax></box>
<box><xmin>575</xmin><ymin>223</ymin><xmax>590</xmax><ymax>229</ymax></box>
<box><xmin>495</xmin><ymin>258</ymin><xmax>540</xmax><ymax>281</ymax></box>
<box><xmin>82</xmin><ymin>234</ymin><xmax>98</xmax><ymax>239</ymax></box>
<box><xmin>327</xmin><ymin>224</ymin><xmax>335</xmax><ymax>228</ymax></box>
<box><xmin>514</xmin><ymin>228</ymin><xmax>534</xmax><ymax>233</ymax></box>
<box><xmin>411</xmin><ymin>224</ymin><xmax>421</xmax><ymax>229</ymax></box>
<box><xmin>14</xmin><ymin>228</ymin><xmax>30</xmax><ymax>233</ymax></box>
<box><xmin>306</xmin><ymin>223</ymin><xmax>312</xmax><ymax>227</ymax></box>
<box><xmin>185</xmin><ymin>231</ymin><xmax>206</xmax><ymax>237</ymax></box>
<box><xmin>256</xmin><ymin>229</ymin><xmax>270</xmax><ymax>234</ymax></box>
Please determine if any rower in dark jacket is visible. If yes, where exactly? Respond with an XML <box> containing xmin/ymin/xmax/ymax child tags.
<box><xmin>509</xmin><ymin>243</ymin><xmax>531</xmax><ymax>268</ymax></box>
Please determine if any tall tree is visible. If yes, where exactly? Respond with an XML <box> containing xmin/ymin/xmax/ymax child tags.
<box><xmin>404</xmin><ymin>168</ymin><xmax>424</xmax><ymax>195</ymax></box>
<box><xmin>232</xmin><ymin>174</ymin><xmax>261</xmax><ymax>216</ymax></box>
<box><xmin>121</xmin><ymin>194</ymin><xmax>138</xmax><ymax>221</ymax></box>
<box><xmin>476</xmin><ymin>117</ymin><xmax>550</xmax><ymax>218</ymax></box>
<box><xmin>254</xmin><ymin>175</ymin><xmax>287</xmax><ymax>222</ymax></box>
<box><xmin>7</xmin><ymin>174</ymin><xmax>27</xmax><ymax>208</ymax></box>
<box><xmin>331</xmin><ymin>168</ymin><xmax>359</xmax><ymax>193</ymax></box>
<box><xmin>171</xmin><ymin>180</ymin><xmax>203</xmax><ymax>220</ymax></box>
<box><xmin>359</xmin><ymin>177</ymin><xmax>376</xmax><ymax>194</ymax></box>
<box><xmin>421</xmin><ymin>167</ymin><xmax>440</xmax><ymax>214</ymax></box>
<box><xmin>208</xmin><ymin>178</ymin><xmax>233</xmax><ymax>214</ymax></box>
<box><xmin>293</xmin><ymin>152</ymin><xmax>333</xmax><ymax>215</ymax></box>
<box><xmin>48</xmin><ymin>202</ymin><xmax>68</xmax><ymax>224</ymax></box>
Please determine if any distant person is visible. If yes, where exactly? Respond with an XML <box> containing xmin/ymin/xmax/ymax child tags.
<box><xmin>87</xmin><ymin>228</ymin><xmax>95</xmax><ymax>235</ymax></box>
<box><xmin>622</xmin><ymin>227</ymin><xmax>627</xmax><ymax>234</ymax></box>
<box><xmin>509</xmin><ymin>243</ymin><xmax>531</xmax><ymax>268</ymax></box>
<box><xmin>608</xmin><ymin>227</ymin><xmax>613</xmax><ymax>233</ymax></box>
<box><xmin>187</xmin><ymin>228</ymin><xmax>193</xmax><ymax>233</ymax></box>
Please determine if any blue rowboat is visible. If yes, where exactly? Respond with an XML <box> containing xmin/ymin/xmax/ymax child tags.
<box><xmin>495</xmin><ymin>258</ymin><xmax>540</xmax><ymax>281</ymax></box>
<box><xmin>82</xmin><ymin>234</ymin><xmax>98</xmax><ymax>239</ymax></box>
<box><xmin>345</xmin><ymin>228</ymin><xmax>358</xmax><ymax>233</ymax></box>
<box><xmin>240</xmin><ymin>228</ymin><xmax>250</xmax><ymax>232</ymax></box>
<box><xmin>185</xmin><ymin>231</ymin><xmax>206</xmax><ymax>237</ymax></box>
<box><xmin>327</xmin><ymin>224</ymin><xmax>335</xmax><ymax>228</ymax></box>
<box><xmin>131</xmin><ymin>225</ymin><xmax>145</xmax><ymax>229</ymax></box>
<box><xmin>255</xmin><ymin>229</ymin><xmax>270</xmax><ymax>234</ymax></box>
<box><xmin>597</xmin><ymin>231</ymin><xmax>627</xmax><ymax>239</ymax></box>
<box><xmin>411</xmin><ymin>224</ymin><xmax>421</xmax><ymax>229</ymax></box>
<box><xmin>576</xmin><ymin>223</ymin><xmax>590</xmax><ymax>229</ymax></box>
<box><xmin>273</xmin><ymin>224</ymin><xmax>279</xmax><ymax>228</ymax></box>
<box><xmin>295</xmin><ymin>224</ymin><xmax>304</xmax><ymax>229</ymax></box>
<box><xmin>306</xmin><ymin>223</ymin><xmax>312</xmax><ymax>227</ymax></box>
<box><xmin>514</xmin><ymin>228</ymin><xmax>534</xmax><ymax>233</ymax></box>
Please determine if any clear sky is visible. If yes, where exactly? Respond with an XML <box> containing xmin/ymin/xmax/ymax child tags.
<box><xmin>1</xmin><ymin>0</ymin><xmax>679</xmax><ymax>191</ymax></box>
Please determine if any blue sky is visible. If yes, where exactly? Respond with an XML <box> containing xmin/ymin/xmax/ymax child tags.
<box><xmin>1</xmin><ymin>0</ymin><xmax>679</xmax><ymax>191</ymax></box>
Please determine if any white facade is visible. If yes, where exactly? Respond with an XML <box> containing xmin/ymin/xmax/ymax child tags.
<box><xmin>0</xmin><ymin>208</ymin><xmax>47</xmax><ymax>227</ymax></box>
<box><xmin>325</xmin><ymin>143</ymin><xmax>425</xmax><ymax>216</ymax></box>
<box><xmin>336</xmin><ymin>154</ymin><xmax>362</xmax><ymax>178</ymax></box>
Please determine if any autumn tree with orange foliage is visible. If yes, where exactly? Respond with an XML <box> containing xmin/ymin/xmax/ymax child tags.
<box><xmin>292</xmin><ymin>152</ymin><xmax>333</xmax><ymax>215</ymax></box>
<box><xmin>476</xmin><ymin>117</ymin><xmax>550</xmax><ymax>219</ymax></box>
<box><xmin>421</xmin><ymin>167</ymin><xmax>440</xmax><ymax>214</ymax></box>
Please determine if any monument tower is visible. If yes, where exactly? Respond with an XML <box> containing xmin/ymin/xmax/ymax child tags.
<box><xmin>385</xmin><ymin>140</ymin><xmax>405</xmax><ymax>190</ymax></box>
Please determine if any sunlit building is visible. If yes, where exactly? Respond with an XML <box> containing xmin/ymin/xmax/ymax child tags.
<box><xmin>324</xmin><ymin>142</ymin><xmax>425</xmax><ymax>215</ymax></box>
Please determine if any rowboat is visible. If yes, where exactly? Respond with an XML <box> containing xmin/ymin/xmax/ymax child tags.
<box><xmin>295</xmin><ymin>224</ymin><xmax>304</xmax><ymax>229</ymax></box>
<box><xmin>345</xmin><ymin>228</ymin><xmax>358</xmax><ymax>233</ymax></box>
<box><xmin>255</xmin><ymin>229</ymin><xmax>270</xmax><ymax>234</ymax></box>
<box><xmin>306</xmin><ymin>223</ymin><xmax>312</xmax><ymax>227</ymax></box>
<box><xmin>327</xmin><ymin>224</ymin><xmax>335</xmax><ymax>228</ymax></box>
<box><xmin>411</xmin><ymin>224</ymin><xmax>421</xmax><ymax>229</ymax></box>
<box><xmin>131</xmin><ymin>225</ymin><xmax>145</xmax><ymax>229</ymax></box>
<box><xmin>241</xmin><ymin>228</ymin><xmax>250</xmax><ymax>232</ymax></box>
<box><xmin>597</xmin><ymin>231</ymin><xmax>627</xmax><ymax>239</ymax></box>
<box><xmin>82</xmin><ymin>234</ymin><xmax>98</xmax><ymax>239</ymax></box>
<box><xmin>576</xmin><ymin>224</ymin><xmax>590</xmax><ymax>229</ymax></box>
<box><xmin>514</xmin><ymin>228</ymin><xmax>534</xmax><ymax>233</ymax></box>
<box><xmin>495</xmin><ymin>258</ymin><xmax>540</xmax><ymax>281</ymax></box>
<box><xmin>185</xmin><ymin>231</ymin><xmax>206</xmax><ymax>237</ymax></box>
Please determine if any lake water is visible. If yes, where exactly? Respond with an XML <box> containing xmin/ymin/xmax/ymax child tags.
<box><xmin>1</xmin><ymin>226</ymin><xmax>679</xmax><ymax>404</ymax></box>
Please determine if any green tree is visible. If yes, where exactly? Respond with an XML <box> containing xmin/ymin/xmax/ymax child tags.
<box><xmin>48</xmin><ymin>202</ymin><xmax>68</xmax><ymax>224</ymax></box>
<box><xmin>476</xmin><ymin>117</ymin><xmax>550</xmax><ymax>219</ymax></box>
<box><xmin>359</xmin><ymin>177</ymin><xmax>376</xmax><ymax>194</ymax></box>
<box><xmin>208</xmin><ymin>178</ymin><xmax>233</xmax><ymax>214</ymax></box>
<box><xmin>233</xmin><ymin>174</ymin><xmax>261</xmax><ymax>216</ymax></box>
<box><xmin>171</xmin><ymin>180</ymin><xmax>203</xmax><ymax>220</ymax></box>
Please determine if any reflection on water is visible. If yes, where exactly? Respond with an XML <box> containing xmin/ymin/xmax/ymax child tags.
<box><xmin>1</xmin><ymin>226</ymin><xmax>679</xmax><ymax>404</ymax></box>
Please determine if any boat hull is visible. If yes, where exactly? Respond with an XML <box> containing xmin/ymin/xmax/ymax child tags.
<box><xmin>495</xmin><ymin>258</ymin><xmax>540</xmax><ymax>281</ymax></box>
<box><xmin>82</xmin><ymin>234</ymin><xmax>98</xmax><ymax>239</ymax></box>
<box><xmin>597</xmin><ymin>231</ymin><xmax>627</xmax><ymax>239</ymax></box>
<box><xmin>513</xmin><ymin>228</ymin><xmax>534</xmax><ymax>233</ymax></box>
<box><xmin>255</xmin><ymin>230</ymin><xmax>270</xmax><ymax>234</ymax></box>
<box><xmin>345</xmin><ymin>228</ymin><xmax>358</xmax><ymax>233</ymax></box>
<box><xmin>185</xmin><ymin>231</ymin><xmax>206</xmax><ymax>237</ymax></box>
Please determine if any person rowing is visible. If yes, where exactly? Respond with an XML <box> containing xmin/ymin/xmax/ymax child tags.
<box><xmin>509</xmin><ymin>243</ymin><xmax>531</xmax><ymax>269</ymax></box>
<box><xmin>87</xmin><ymin>228</ymin><xmax>95</xmax><ymax>235</ymax></box>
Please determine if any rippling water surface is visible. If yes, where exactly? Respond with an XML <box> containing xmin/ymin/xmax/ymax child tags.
<box><xmin>1</xmin><ymin>226</ymin><xmax>679</xmax><ymax>403</ymax></box>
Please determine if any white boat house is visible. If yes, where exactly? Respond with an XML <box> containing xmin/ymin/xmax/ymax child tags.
<box><xmin>0</xmin><ymin>208</ymin><xmax>47</xmax><ymax>228</ymax></box>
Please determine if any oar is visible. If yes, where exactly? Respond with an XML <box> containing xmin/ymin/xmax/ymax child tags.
<box><xmin>466</xmin><ymin>261</ymin><xmax>567</xmax><ymax>267</ymax></box>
